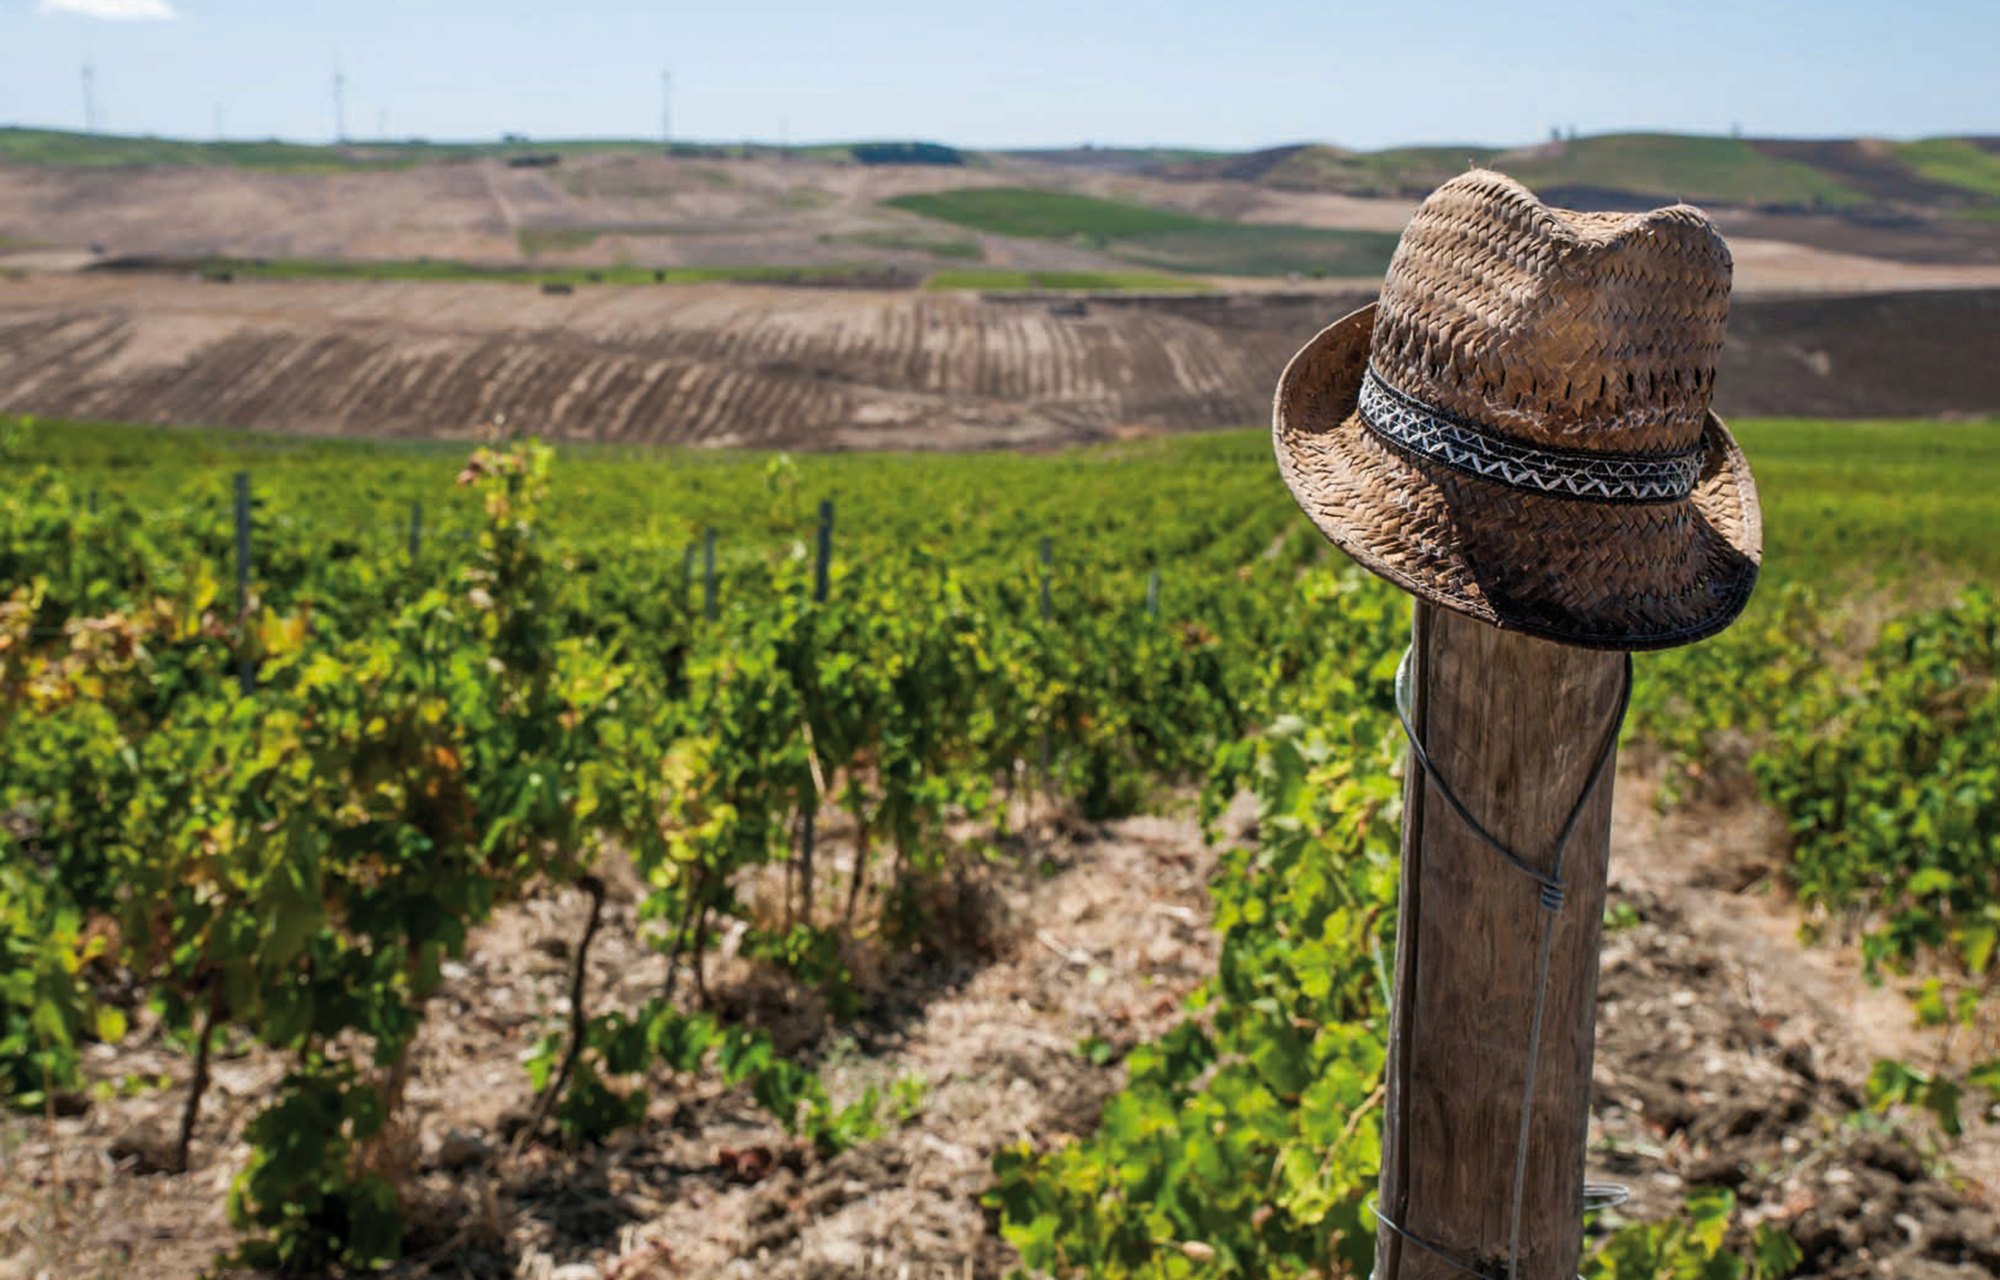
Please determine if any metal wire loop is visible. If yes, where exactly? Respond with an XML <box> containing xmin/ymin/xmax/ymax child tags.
<box><xmin>1391</xmin><ymin>645</ymin><xmax>1632</xmax><ymax>915</ymax></box>
<box><xmin>1370</xmin><ymin>1200</ymin><xmax>1505</xmax><ymax>1280</ymax></box>
<box><xmin>1369</xmin><ymin>1181</ymin><xmax>1631</xmax><ymax>1280</ymax></box>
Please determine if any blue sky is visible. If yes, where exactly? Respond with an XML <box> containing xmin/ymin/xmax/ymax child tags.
<box><xmin>2</xmin><ymin>0</ymin><xmax>1993</xmax><ymax>150</ymax></box>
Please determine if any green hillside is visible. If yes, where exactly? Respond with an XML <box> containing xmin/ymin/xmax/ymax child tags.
<box><xmin>0</xmin><ymin>127</ymin><xmax>976</xmax><ymax>172</ymax></box>
<box><xmin>1322</xmin><ymin>144</ymin><xmax>1498</xmax><ymax>191</ymax></box>
<box><xmin>1162</xmin><ymin>143</ymin><xmax>1497</xmax><ymax>195</ymax></box>
<box><xmin>1491</xmin><ymin>133</ymin><xmax>1865</xmax><ymax>207</ymax></box>
<box><xmin>0</xmin><ymin>127</ymin><xmax>407</xmax><ymax>172</ymax></box>
<box><xmin>885</xmin><ymin>187</ymin><xmax>1398</xmax><ymax>278</ymax></box>
<box><xmin>886</xmin><ymin>187</ymin><xmax>1204</xmax><ymax>240</ymax></box>
<box><xmin>1154</xmin><ymin>132</ymin><xmax>1992</xmax><ymax>210</ymax></box>
<box><xmin>1894</xmin><ymin>137</ymin><xmax>2000</xmax><ymax>199</ymax></box>
<box><xmin>8</xmin><ymin>124</ymin><xmax>1995</xmax><ymax>216</ymax></box>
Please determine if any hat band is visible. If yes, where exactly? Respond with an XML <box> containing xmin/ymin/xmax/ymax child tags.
<box><xmin>1358</xmin><ymin>366</ymin><xmax>1704</xmax><ymax>503</ymax></box>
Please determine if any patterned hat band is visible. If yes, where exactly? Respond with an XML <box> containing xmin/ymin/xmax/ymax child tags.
<box><xmin>1357</xmin><ymin>366</ymin><xmax>1705</xmax><ymax>504</ymax></box>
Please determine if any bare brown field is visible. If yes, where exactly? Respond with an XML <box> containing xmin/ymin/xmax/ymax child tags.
<box><xmin>0</xmin><ymin>273</ymin><xmax>1331</xmax><ymax>447</ymax></box>
<box><xmin>1719</xmin><ymin>208</ymin><xmax>2000</xmax><ymax>267</ymax></box>
<box><xmin>0</xmin><ymin>154</ymin><xmax>1214</xmax><ymax>276</ymax></box>
<box><xmin>2</xmin><ymin>271</ymin><xmax>1997</xmax><ymax>447</ymax></box>
<box><xmin>0</xmin><ymin>161</ymin><xmax>526</xmax><ymax>261</ymax></box>
<box><xmin>7</xmin><ymin>150</ymin><xmax>1998</xmax><ymax>283</ymax></box>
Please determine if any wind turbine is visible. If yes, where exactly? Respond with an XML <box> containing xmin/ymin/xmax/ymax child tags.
<box><xmin>333</xmin><ymin>57</ymin><xmax>349</xmax><ymax>144</ymax></box>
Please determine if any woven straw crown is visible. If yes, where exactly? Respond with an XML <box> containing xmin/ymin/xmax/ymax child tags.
<box><xmin>1273</xmin><ymin>169</ymin><xmax>1761</xmax><ymax>651</ymax></box>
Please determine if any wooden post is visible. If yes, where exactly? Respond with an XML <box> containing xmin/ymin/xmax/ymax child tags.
<box><xmin>814</xmin><ymin>498</ymin><xmax>833</xmax><ymax>604</ymax></box>
<box><xmin>799</xmin><ymin>498</ymin><xmax>833</xmax><ymax>923</ymax></box>
<box><xmin>1145</xmin><ymin>569</ymin><xmax>1160</xmax><ymax>617</ymax></box>
<box><xmin>702</xmin><ymin>527</ymin><xmax>717</xmax><ymax>622</ymax></box>
<box><xmin>233</xmin><ymin>472</ymin><xmax>254</xmax><ymax>696</ymax></box>
<box><xmin>408</xmin><ymin>500</ymin><xmax>422</xmax><ymax>561</ymax></box>
<box><xmin>1038</xmin><ymin>536</ymin><xmax>1053</xmax><ymax>622</ymax></box>
<box><xmin>1038</xmin><ymin>536</ymin><xmax>1053</xmax><ymax>786</ymax></box>
<box><xmin>1374</xmin><ymin>601</ymin><xmax>1624</xmax><ymax>1280</ymax></box>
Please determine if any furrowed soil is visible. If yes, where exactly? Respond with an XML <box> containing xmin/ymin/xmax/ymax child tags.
<box><xmin>3</xmin><ymin>274</ymin><xmax>1998</xmax><ymax>449</ymax></box>
<box><xmin>4</xmin><ymin>769</ymin><xmax>1995</xmax><ymax>1280</ymax></box>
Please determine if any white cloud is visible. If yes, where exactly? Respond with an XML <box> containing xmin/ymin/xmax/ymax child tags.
<box><xmin>38</xmin><ymin>0</ymin><xmax>179</xmax><ymax>19</ymax></box>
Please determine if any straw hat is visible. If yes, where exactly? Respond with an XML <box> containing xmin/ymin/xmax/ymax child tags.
<box><xmin>1273</xmin><ymin>169</ymin><xmax>1761</xmax><ymax>651</ymax></box>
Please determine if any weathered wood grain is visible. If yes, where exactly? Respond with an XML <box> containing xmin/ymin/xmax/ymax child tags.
<box><xmin>1375</xmin><ymin>601</ymin><xmax>1625</xmax><ymax>1280</ymax></box>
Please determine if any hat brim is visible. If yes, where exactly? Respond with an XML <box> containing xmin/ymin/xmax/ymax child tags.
<box><xmin>1273</xmin><ymin>303</ymin><xmax>1762</xmax><ymax>652</ymax></box>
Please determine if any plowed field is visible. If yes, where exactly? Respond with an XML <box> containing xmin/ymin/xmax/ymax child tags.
<box><xmin>2</xmin><ymin>274</ymin><xmax>1997</xmax><ymax>448</ymax></box>
<box><xmin>0</xmin><ymin>274</ymin><xmax>1342</xmax><ymax>447</ymax></box>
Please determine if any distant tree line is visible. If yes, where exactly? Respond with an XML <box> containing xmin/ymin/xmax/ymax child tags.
<box><xmin>851</xmin><ymin>142</ymin><xmax>963</xmax><ymax>166</ymax></box>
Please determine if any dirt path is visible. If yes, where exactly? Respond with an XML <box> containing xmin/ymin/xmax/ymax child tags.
<box><xmin>2</xmin><ymin>773</ymin><xmax>1996</xmax><ymax>1280</ymax></box>
<box><xmin>0</xmin><ymin>803</ymin><xmax>1233</xmax><ymax>1280</ymax></box>
<box><xmin>483</xmin><ymin>161</ymin><xmax>525</xmax><ymax>234</ymax></box>
<box><xmin>1608</xmin><ymin>773</ymin><xmax>1929</xmax><ymax>1083</ymax></box>
<box><xmin>1599</xmin><ymin>769</ymin><xmax>2000</xmax><ymax>1269</ymax></box>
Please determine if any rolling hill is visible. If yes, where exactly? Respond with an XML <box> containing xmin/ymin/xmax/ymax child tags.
<box><xmin>882</xmin><ymin>187</ymin><xmax>1400</xmax><ymax>277</ymax></box>
<box><xmin>1144</xmin><ymin>132</ymin><xmax>2000</xmax><ymax>212</ymax></box>
<box><xmin>6</xmin><ymin>125</ymin><xmax>1996</xmax><ymax>215</ymax></box>
<box><xmin>1150</xmin><ymin>143</ymin><xmax>1496</xmax><ymax>196</ymax></box>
